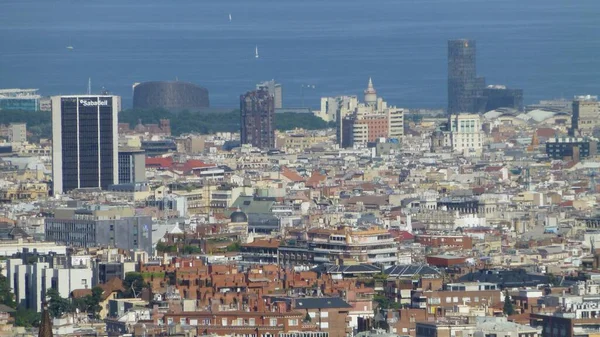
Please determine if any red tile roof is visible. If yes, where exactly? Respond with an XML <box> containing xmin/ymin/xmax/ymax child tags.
<box><xmin>281</xmin><ymin>166</ymin><xmax>305</xmax><ymax>183</ymax></box>
<box><xmin>536</xmin><ymin>128</ymin><xmax>556</xmax><ymax>138</ymax></box>
<box><xmin>179</xmin><ymin>159</ymin><xmax>213</xmax><ymax>172</ymax></box>
<box><xmin>146</xmin><ymin>156</ymin><xmax>173</xmax><ymax>169</ymax></box>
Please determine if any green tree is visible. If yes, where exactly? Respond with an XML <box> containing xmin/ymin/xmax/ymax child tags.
<box><xmin>182</xmin><ymin>245</ymin><xmax>201</xmax><ymax>254</ymax></box>
<box><xmin>123</xmin><ymin>272</ymin><xmax>147</xmax><ymax>298</ymax></box>
<box><xmin>14</xmin><ymin>307</ymin><xmax>40</xmax><ymax>327</ymax></box>
<box><xmin>46</xmin><ymin>288</ymin><xmax>72</xmax><ymax>318</ymax></box>
<box><xmin>503</xmin><ymin>290</ymin><xmax>515</xmax><ymax>316</ymax></box>
<box><xmin>84</xmin><ymin>286</ymin><xmax>103</xmax><ymax>318</ymax></box>
<box><xmin>226</xmin><ymin>241</ymin><xmax>242</xmax><ymax>252</ymax></box>
<box><xmin>0</xmin><ymin>271</ymin><xmax>16</xmax><ymax>308</ymax></box>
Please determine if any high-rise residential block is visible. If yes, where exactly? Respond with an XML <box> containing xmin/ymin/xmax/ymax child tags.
<box><xmin>51</xmin><ymin>95</ymin><xmax>120</xmax><ymax>194</ymax></box>
<box><xmin>118</xmin><ymin>148</ymin><xmax>146</xmax><ymax>184</ymax></box>
<box><xmin>240</xmin><ymin>89</ymin><xmax>275</xmax><ymax>149</ymax></box>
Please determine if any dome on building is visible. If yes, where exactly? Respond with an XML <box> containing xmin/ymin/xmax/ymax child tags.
<box><xmin>133</xmin><ymin>81</ymin><xmax>209</xmax><ymax>112</ymax></box>
<box><xmin>230</xmin><ymin>209</ymin><xmax>248</xmax><ymax>223</ymax></box>
<box><xmin>364</xmin><ymin>77</ymin><xmax>377</xmax><ymax>105</ymax></box>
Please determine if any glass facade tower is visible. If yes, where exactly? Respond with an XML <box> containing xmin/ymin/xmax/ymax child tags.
<box><xmin>52</xmin><ymin>95</ymin><xmax>119</xmax><ymax>194</ymax></box>
<box><xmin>447</xmin><ymin>39</ymin><xmax>485</xmax><ymax>114</ymax></box>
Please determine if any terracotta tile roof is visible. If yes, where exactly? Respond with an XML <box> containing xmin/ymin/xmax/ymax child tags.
<box><xmin>536</xmin><ymin>128</ymin><xmax>556</xmax><ymax>138</ymax></box>
<box><xmin>306</xmin><ymin>171</ymin><xmax>326</xmax><ymax>188</ymax></box>
<box><xmin>72</xmin><ymin>277</ymin><xmax>125</xmax><ymax>301</ymax></box>
<box><xmin>146</xmin><ymin>156</ymin><xmax>173</xmax><ymax>169</ymax></box>
<box><xmin>178</xmin><ymin>159</ymin><xmax>214</xmax><ymax>172</ymax></box>
<box><xmin>281</xmin><ymin>166</ymin><xmax>305</xmax><ymax>183</ymax></box>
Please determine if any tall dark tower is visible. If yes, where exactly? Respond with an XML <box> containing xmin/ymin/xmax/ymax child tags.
<box><xmin>447</xmin><ymin>39</ymin><xmax>485</xmax><ymax>114</ymax></box>
<box><xmin>51</xmin><ymin>95</ymin><xmax>120</xmax><ymax>194</ymax></box>
<box><xmin>240</xmin><ymin>89</ymin><xmax>275</xmax><ymax>149</ymax></box>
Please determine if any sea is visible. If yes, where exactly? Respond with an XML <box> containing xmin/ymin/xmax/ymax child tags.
<box><xmin>1</xmin><ymin>0</ymin><xmax>599</xmax><ymax>110</ymax></box>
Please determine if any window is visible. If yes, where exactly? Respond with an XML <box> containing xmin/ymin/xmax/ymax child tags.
<box><xmin>320</xmin><ymin>322</ymin><xmax>329</xmax><ymax>329</ymax></box>
<box><xmin>446</xmin><ymin>297</ymin><xmax>452</xmax><ymax>303</ymax></box>
<box><xmin>270</xmin><ymin>318</ymin><xmax>277</xmax><ymax>327</ymax></box>
<box><xmin>289</xmin><ymin>319</ymin><xmax>298</xmax><ymax>326</ymax></box>
<box><xmin>249</xmin><ymin>318</ymin><xmax>255</xmax><ymax>326</ymax></box>
<box><xmin>453</xmin><ymin>297</ymin><xmax>459</xmax><ymax>303</ymax></box>
<box><xmin>321</xmin><ymin>311</ymin><xmax>329</xmax><ymax>318</ymax></box>
<box><xmin>222</xmin><ymin>318</ymin><xmax>227</xmax><ymax>326</ymax></box>
<box><xmin>180</xmin><ymin>318</ymin><xmax>186</xmax><ymax>325</ymax></box>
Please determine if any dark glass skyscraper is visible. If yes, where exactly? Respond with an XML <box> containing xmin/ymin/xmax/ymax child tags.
<box><xmin>52</xmin><ymin>95</ymin><xmax>119</xmax><ymax>194</ymax></box>
<box><xmin>240</xmin><ymin>89</ymin><xmax>275</xmax><ymax>149</ymax></box>
<box><xmin>447</xmin><ymin>39</ymin><xmax>485</xmax><ymax>114</ymax></box>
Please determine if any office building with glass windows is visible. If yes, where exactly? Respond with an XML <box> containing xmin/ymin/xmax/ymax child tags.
<box><xmin>447</xmin><ymin>39</ymin><xmax>485</xmax><ymax>114</ymax></box>
<box><xmin>0</xmin><ymin>89</ymin><xmax>41</xmax><ymax>111</ymax></box>
<box><xmin>51</xmin><ymin>95</ymin><xmax>120</xmax><ymax>194</ymax></box>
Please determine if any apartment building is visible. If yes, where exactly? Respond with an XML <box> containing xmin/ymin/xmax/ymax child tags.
<box><xmin>281</xmin><ymin>227</ymin><xmax>398</xmax><ymax>266</ymax></box>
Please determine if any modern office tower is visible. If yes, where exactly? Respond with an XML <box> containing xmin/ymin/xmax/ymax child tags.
<box><xmin>447</xmin><ymin>39</ymin><xmax>485</xmax><ymax>114</ymax></box>
<box><xmin>51</xmin><ymin>95</ymin><xmax>120</xmax><ymax>194</ymax></box>
<box><xmin>118</xmin><ymin>148</ymin><xmax>146</xmax><ymax>184</ymax></box>
<box><xmin>571</xmin><ymin>95</ymin><xmax>600</xmax><ymax>136</ymax></box>
<box><xmin>0</xmin><ymin>89</ymin><xmax>41</xmax><ymax>111</ymax></box>
<box><xmin>482</xmin><ymin>85</ymin><xmax>524</xmax><ymax>112</ymax></box>
<box><xmin>240</xmin><ymin>89</ymin><xmax>275</xmax><ymax>149</ymax></box>
<box><xmin>133</xmin><ymin>81</ymin><xmax>209</xmax><ymax>111</ymax></box>
<box><xmin>256</xmin><ymin>79</ymin><xmax>283</xmax><ymax>109</ymax></box>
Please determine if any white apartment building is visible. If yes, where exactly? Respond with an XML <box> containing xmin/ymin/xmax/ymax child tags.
<box><xmin>317</xmin><ymin>95</ymin><xmax>359</xmax><ymax>122</ymax></box>
<box><xmin>6</xmin><ymin>259</ymin><xmax>93</xmax><ymax>312</ymax></box>
<box><xmin>448</xmin><ymin>114</ymin><xmax>485</xmax><ymax>154</ymax></box>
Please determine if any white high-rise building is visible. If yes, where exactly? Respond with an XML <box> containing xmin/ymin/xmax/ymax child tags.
<box><xmin>448</xmin><ymin>114</ymin><xmax>485</xmax><ymax>154</ymax></box>
<box><xmin>6</xmin><ymin>259</ymin><xmax>93</xmax><ymax>312</ymax></box>
<box><xmin>317</xmin><ymin>95</ymin><xmax>359</xmax><ymax>123</ymax></box>
<box><xmin>52</xmin><ymin>95</ymin><xmax>120</xmax><ymax>194</ymax></box>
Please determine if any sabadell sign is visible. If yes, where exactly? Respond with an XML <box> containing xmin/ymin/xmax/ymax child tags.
<box><xmin>79</xmin><ymin>99</ymin><xmax>110</xmax><ymax>107</ymax></box>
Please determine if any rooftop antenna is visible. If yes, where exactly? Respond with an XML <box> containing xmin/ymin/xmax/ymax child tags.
<box><xmin>87</xmin><ymin>78</ymin><xmax>92</xmax><ymax>95</ymax></box>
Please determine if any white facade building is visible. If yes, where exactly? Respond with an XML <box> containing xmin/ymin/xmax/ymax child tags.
<box><xmin>448</xmin><ymin>114</ymin><xmax>485</xmax><ymax>154</ymax></box>
<box><xmin>317</xmin><ymin>95</ymin><xmax>359</xmax><ymax>123</ymax></box>
<box><xmin>6</xmin><ymin>259</ymin><xmax>93</xmax><ymax>312</ymax></box>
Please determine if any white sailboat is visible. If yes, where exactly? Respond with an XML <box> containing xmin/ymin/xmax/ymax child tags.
<box><xmin>229</xmin><ymin>13</ymin><xmax>232</xmax><ymax>22</ymax></box>
<box><xmin>66</xmin><ymin>46</ymin><xmax>74</xmax><ymax>50</ymax></box>
<box><xmin>255</xmin><ymin>45</ymin><xmax>259</xmax><ymax>59</ymax></box>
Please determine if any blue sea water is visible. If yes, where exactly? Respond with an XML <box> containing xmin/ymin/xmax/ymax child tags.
<box><xmin>1</xmin><ymin>0</ymin><xmax>599</xmax><ymax>110</ymax></box>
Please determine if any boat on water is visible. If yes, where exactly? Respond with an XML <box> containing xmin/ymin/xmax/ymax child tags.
<box><xmin>255</xmin><ymin>45</ymin><xmax>259</xmax><ymax>58</ymax></box>
<box><xmin>66</xmin><ymin>46</ymin><xmax>74</xmax><ymax>50</ymax></box>
<box><xmin>229</xmin><ymin>13</ymin><xmax>232</xmax><ymax>22</ymax></box>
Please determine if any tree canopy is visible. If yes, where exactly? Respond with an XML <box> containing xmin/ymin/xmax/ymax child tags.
<box><xmin>503</xmin><ymin>290</ymin><xmax>515</xmax><ymax>316</ymax></box>
<box><xmin>119</xmin><ymin>109</ymin><xmax>333</xmax><ymax>136</ymax></box>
